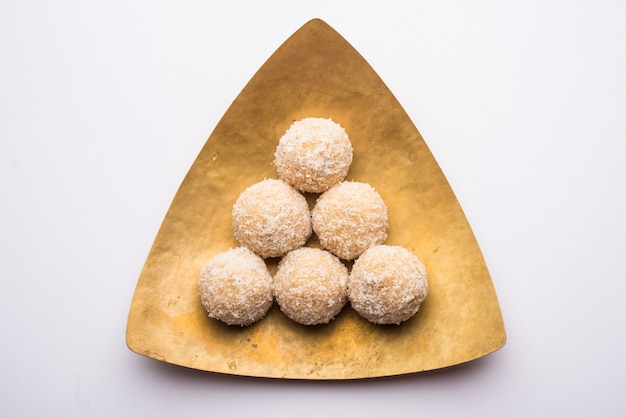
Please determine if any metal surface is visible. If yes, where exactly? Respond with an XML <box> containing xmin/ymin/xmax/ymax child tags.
<box><xmin>126</xmin><ymin>18</ymin><xmax>506</xmax><ymax>379</ymax></box>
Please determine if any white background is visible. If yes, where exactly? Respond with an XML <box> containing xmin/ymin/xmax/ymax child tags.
<box><xmin>2</xmin><ymin>1</ymin><xmax>625</xmax><ymax>417</ymax></box>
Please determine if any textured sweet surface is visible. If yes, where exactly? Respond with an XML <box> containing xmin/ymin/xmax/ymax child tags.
<box><xmin>273</xmin><ymin>247</ymin><xmax>348</xmax><ymax>325</ymax></box>
<box><xmin>348</xmin><ymin>245</ymin><xmax>428</xmax><ymax>325</ymax></box>
<box><xmin>274</xmin><ymin>117</ymin><xmax>353</xmax><ymax>193</ymax></box>
<box><xmin>232</xmin><ymin>178</ymin><xmax>312</xmax><ymax>258</ymax></box>
<box><xmin>311</xmin><ymin>181</ymin><xmax>388</xmax><ymax>260</ymax></box>
<box><xmin>197</xmin><ymin>247</ymin><xmax>274</xmax><ymax>326</ymax></box>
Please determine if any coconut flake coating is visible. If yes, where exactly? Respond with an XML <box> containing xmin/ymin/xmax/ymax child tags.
<box><xmin>232</xmin><ymin>179</ymin><xmax>312</xmax><ymax>258</ymax></box>
<box><xmin>274</xmin><ymin>117</ymin><xmax>353</xmax><ymax>193</ymax></box>
<box><xmin>348</xmin><ymin>245</ymin><xmax>428</xmax><ymax>325</ymax></box>
<box><xmin>311</xmin><ymin>181</ymin><xmax>388</xmax><ymax>260</ymax></box>
<box><xmin>197</xmin><ymin>247</ymin><xmax>274</xmax><ymax>326</ymax></box>
<box><xmin>273</xmin><ymin>247</ymin><xmax>349</xmax><ymax>325</ymax></box>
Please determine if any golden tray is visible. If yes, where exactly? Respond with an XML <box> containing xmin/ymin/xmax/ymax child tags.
<box><xmin>126</xmin><ymin>18</ymin><xmax>506</xmax><ymax>379</ymax></box>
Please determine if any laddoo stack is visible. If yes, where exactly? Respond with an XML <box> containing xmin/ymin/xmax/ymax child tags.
<box><xmin>197</xmin><ymin>117</ymin><xmax>428</xmax><ymax>327</ymax></box>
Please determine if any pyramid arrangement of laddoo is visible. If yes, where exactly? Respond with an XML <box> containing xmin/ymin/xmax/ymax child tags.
<box><xmin>197</xmin><ymin>117</ymin><xmax>428</xmax><ymax>327</ymax></box>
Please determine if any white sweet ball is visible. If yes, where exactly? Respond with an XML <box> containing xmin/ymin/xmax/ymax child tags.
<box><xmin>274</xmin><ymin>117</ymin><xmax>353</xmax><ymax>193</ymax></box>
<box><xmin>348</xmin><ymin>245</ymin><xmax>428</xmax><ymax>325</ymax></box>
<box><xmin>232</xmin><ymin>178</ymin><xmax>312</xmax><ymax>258</ymax></box>
<box><xmin>197</xmin><ymin>247</ymin><xmax>274</xmax><ymax>326</ymax></box>
<box><xmin>273</xmin><ymin>247</ymin><xmax>348</xmax><ymax>325</ymax></box>
<box><xmin>311</xmin><ymin>181</ymin><xmax>388</xmax><ymax>260</ymax></box>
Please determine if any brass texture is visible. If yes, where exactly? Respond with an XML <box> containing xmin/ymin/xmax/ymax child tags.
<box><xmin>126</xmin><ymin>19</ymin><xmax>506</xmax><ymax>379</ymax></box>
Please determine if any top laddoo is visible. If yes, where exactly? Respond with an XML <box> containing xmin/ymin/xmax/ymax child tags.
<box><xmin>274</xmin><ymin>117</ymin><xmax>353</xmax><ymax>193</ymax></box>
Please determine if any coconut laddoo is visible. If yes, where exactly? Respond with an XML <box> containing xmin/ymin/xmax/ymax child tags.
<box><xmin>311</xmin><ymin>181</ymin><xmax>388</xmax><ymax>260</ymax></box>
<box><xmin>274</xmin><ymin>117</ymin><xmax>353</xmax><ymax>193</ymax></box>
<box><xmin>197</xmin><ymin>247</ymin><xmax>274</xmax><ymax>326</ymax></box>
<box><xmin>232</xmin><ymin>178</ymin><xmax>312</xmax><ymax>258</ymax></box>
<box><xmin>273</xmin><ymin>247</ymin><xmax>349</xmax><ymax>325</ymax></box>
<box><xmin>348</xmin><ymin>245</ymin><xmax>428</xmax><ymax>325</ymax></box>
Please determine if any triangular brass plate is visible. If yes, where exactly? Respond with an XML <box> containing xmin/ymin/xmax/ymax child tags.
<box><xmin>126</xmin><ymin>18</ymin><xmax>506</xmax><ymax>379</ymax></box>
